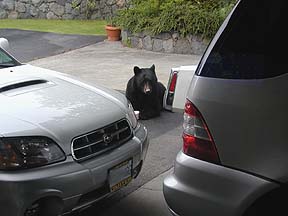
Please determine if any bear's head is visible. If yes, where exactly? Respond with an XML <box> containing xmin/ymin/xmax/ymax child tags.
<box><xmin>133</xmin><ymin>64</ymin><xmax>158</xmax><ymax>95</ymax></box>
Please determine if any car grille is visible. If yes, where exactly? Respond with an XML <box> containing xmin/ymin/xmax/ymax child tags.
<box><xmin>72</xmin><ymin>119</ymin><xmax>133</xmax><ymax>161</ymax></box>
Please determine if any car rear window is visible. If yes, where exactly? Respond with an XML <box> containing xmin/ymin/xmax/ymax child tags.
<box><xmin>197</xmin><ymin>0</ymin><xmax>287</xmax><ymax>79</ymax></box>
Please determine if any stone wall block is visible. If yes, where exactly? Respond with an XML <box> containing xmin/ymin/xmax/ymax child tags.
<box><xmin>46</xmin><ymin>11</ymin><xmax>58</xmax><ymax>19</ymax></box>
<box><xmin>174</xmin><ymin>38</ymin><xmax>191</xmax><ymax>54</ymax></box>
<box><xmin>191</xmin><ymin>40</ymin><xmax>207</xmax><ymax>55</ymax></box>
<box><xmin>39</xmin><ymin>3</ymin><xmax>48</xmax><ymax>12</ymax></box>
<box><xmin>172</xmin><ymin>32</ymin><xmax>179</xmax><ymax>40</ymax></box>
<box><xmin>138</xmin><ymin>38</ymin><xmax>143</xmax><ymax>49</ymax></box>
<box><xmin>57</xmin><ymin>0</ymin><xmax>65</xmax><ymax>6</ymax></box>
<box><xmin>155</xmin><ymin>32</ymin><xmax>171</xmax><ymax>40</ymax></box>
<box><xmin>90</xmin><ymin>10</ymin><xmax>101</xmax><ymax>19</ymax></box>
<box><xmin>30</xmin><ymin>5</ymin><xmax>38</xmax><ymax>16</ymax></box>
<box><xmin>38</xmin><ymin>11</ymin><xmax>46</xmax><ymax>18</ymax></box>
<box><xmin>65</xmin><ymin>3</ymin><xmax>72</xmax><ymax>14</ymax></box>
<box><xmin>50</xmin><ymin>3</ymin><xmax>64</xmax><ymax>16</ymax></box>
<box><xmin>153</xmin><ymin>39</ymin><xmax>163</xmax><ymax>52</ymax></box>
<box><xmin>8</xmin><ymin>11</ymin><xmax>18</xmax><ymax>19</ymax></box>
<box><xmin>15</xmin><ymin>2</ymin><xmax>26</xmax><ymax>13</ymax></box>
<box><xmin>163</xmin><ymin>39</ymin><xmax>173</xmax><ymax>53</ymax></box>
<box><xmin>71</xmin><ymin>8</ymin><xmax>80</xmax><ymax>16</ymax></box>
<box><xmin>32</xmin><ymin>0</ymin><xmax>41</xmax><ymax>5</ymax></box>
<box><xmin>134</xmin><ymin>32</ymin><xmax>145</xmax><ymax>38</ymax></box>
<box><xmin>111</xmin><ymin>4</ymin><xmax>118</xmax><ymax>14</ymax></box>
<box><xmin>18</xmin><ymin>12</ymin><xmax>32</xmax><ymax>18</ymax></box>
<box><xmin>62</xmin><ymin>14</ymin><xmax>73</xmax><ymax>19</ymax></box>
<box><xmin>78</xmin><ymin>14</ymin><xmax>86</xmax><ymax>19</ymax></box>
<box><xmin>3</xmin><ymin>0</ymin><xmax>15</xmax><ymax>10</ymax></box>
<box><xmin>186</xmin><ymin>35</ymin><xmax>193</xmax><ymax>44</ymax></box>
<box><xmin>102</xmin><ymin>6</ymin><xmax>111</xmax><ymax>15</ymax></box>
<box><xmin>116</xmin><ymin>0</ymin><xmax>125</xmax><ymax>7</ymax></box>
<box><xmin>0</xmin><ymin>9</ymin><xmax>8</xmax><ymax>18</ymax></box>
<box><xmin>99</xmin><ymin>0</ymin><xmax>106</xmax><ymax>8</ymax></box>
<box><xmin>121</xmin><ymin>30</ymin><xmax>128</xmax><ymax>42</ymax></box>
<box><xmin>131</xmin><ymin>36</ymin><xmax>140</xmax><ymax>48</ymax></box>
<box><xmin>106</xmin><ymin>0</ymin><xmax>115</xmax><ymax>6</ymax></box>
<box><xmin>143</xmin><ymin>35</ymin><xmax>153</xmax><ymax>51</ymax></box>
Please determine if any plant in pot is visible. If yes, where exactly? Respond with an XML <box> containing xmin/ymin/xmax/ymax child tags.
<box><xmin>105</xmin><ymin>16</ymin><xmax>121</xmax><ymax>41</ymax></box>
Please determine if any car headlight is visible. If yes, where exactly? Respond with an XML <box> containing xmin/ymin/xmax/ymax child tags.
<box><xmin>0</xmin><ymin>136</ymin><xmax>66</xmax><ymax>170</ymax></box>
<box><xmin>127</xmin><ymin>101</ymin><xmax>138</xmax><ymax>129</ymax></box>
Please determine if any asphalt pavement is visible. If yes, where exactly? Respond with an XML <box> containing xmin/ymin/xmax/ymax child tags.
<box><xmin>2</xmin><ymin>29</ymin><xmax>202</xmax><ymax>216</ymax></box>
<box><xmin>0</xmin><ymin>29</ymin><xmax>105</xmax><ymax>62</ymax></box>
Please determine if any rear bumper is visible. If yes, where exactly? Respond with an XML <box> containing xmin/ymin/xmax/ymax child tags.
<box><xmin>0</xmin><ymin>123</ymin><xmax>148</xmax><ymax>216</ymax></box>
<box><xmin>163</xmin><ymin>151</ymin><xmax>278</xmax><ymax>216</ymax></box>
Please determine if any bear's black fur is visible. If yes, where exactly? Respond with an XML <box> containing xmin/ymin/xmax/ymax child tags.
<box><xmin>126</xmin><ymin>64</ymin><xmax>166</xmax><ymax>120</ymax></box>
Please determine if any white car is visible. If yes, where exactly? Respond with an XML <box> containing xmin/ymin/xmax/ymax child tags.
<box><xmin>0</xmin><ymin>38</ymin><xmax>149</xmax><ymax>216</ymax></box>
<box><xmin>164</xmin><ymin>65</ymin><xmax>197</xmax><ymax>112</ymax></box>
<box><xmin>163</xmin><ymin>0</ymin><xmax>288</xmax><ymax>215</ymax></box>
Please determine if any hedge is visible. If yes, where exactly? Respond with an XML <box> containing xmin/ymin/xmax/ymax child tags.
<box><xmin>114</xmin><ymin>0</ymin><xmax>237</xmax><ymax>39</ymax></box>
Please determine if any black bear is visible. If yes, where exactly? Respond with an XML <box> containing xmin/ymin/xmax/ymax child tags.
<box><xmin>126</xmin><ymin>64</ymin><xmax>166</xmax><ymax>120</ymax></box>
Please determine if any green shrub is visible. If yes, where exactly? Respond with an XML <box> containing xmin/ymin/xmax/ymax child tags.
<box><xmin>115</xmin><ymin>0</ymin><xmax>237</xmax><ymax>39</ymax></box>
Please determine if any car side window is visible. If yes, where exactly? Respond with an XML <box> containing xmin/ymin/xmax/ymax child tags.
<box><xmin>198</xmin><ymin>0</ymin><xmax>287</xmax><ymax>79</ymax></box>
<box><xmin>0</xmin><ymin>50</ymin><xmax>13</xmax><ymax>64</ymax></box>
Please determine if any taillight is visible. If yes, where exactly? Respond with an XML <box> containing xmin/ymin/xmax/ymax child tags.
<box><xmin>182</xmin><ymin>99</ymin><xmax>220</xmax><ymax>164</ymax></box>
<box><xmin>169</xmin><ymin>72</ymin><xmax>177</xmax><ymax>92</ymax></box>
<box><xmin>166</xmin><ymin>71</ymin><xmax>178</xmax><ymax>106</ymax></box>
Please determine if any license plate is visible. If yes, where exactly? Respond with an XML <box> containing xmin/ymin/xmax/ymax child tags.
<box><xmin>109</xmin><ymin>159</ymin><xmax>132</xmax><ymax>192</ymax></box>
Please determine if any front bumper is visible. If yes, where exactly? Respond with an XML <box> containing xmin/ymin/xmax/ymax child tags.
<box><xmin>0</xmin><ymin>123</ymin><xmax>148</xmax><ymax>216</ymax></box>
<box><xmin>163</xmin><ymin>151</ymin><xmax>278</xmax><ymax>216</ymax></box>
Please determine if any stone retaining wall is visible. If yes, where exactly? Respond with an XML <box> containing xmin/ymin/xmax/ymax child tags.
<box><xmin>121</xmin><ymin>30</ymin><xmax>209</xmax><ymax>55</ymax></box>
<box><xmin>0</xmin><ymin>0</ymin><xmax>128</xmax><ymax>19</ymax></box>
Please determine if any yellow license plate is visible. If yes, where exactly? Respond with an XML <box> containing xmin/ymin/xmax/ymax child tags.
<box><xmin>109</xmin><ymin>159</ymin><xmax>132</xmax><ymax>192</ymax></box>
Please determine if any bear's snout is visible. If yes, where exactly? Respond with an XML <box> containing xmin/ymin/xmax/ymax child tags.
<box><xmin>143</xmin><ymin>83</ymin><xmax>152</xmax><ymax>94</ymax></box>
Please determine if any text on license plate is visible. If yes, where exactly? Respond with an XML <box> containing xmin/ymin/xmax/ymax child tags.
<box><xmin>109</xmin><ymin>159</ymin><xmax>132</xmax><ymax>192</ymax></box>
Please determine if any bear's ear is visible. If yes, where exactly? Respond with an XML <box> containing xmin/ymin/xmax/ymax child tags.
<box><xmin>134</xmin><ymin>66</ymin><xmax>141</xmax><ymax>75</ymax></box>
<box><xmin>150</xmin><ymin>64</ymin><xmax>157</xmax><ymax>79</ymax></box>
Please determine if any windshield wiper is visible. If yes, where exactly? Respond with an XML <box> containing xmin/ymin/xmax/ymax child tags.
<box><xmin>0</xmin><ymin>63</ymin><xmax>16</xmax><ymax>68</ymax></box>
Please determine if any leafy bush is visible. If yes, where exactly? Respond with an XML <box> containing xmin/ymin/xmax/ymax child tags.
<box><xmin>115</xmin><ymin>0</ymin><xmax>237</xmax><ymax>39</ymax></box>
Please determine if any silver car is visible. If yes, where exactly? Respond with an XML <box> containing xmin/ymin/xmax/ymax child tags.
<box><xmin>163</xmin><ymin>0</ymin><xmax>288</xmax><ymax>215</ymax></box>
<box><xmin>0</xmin><ymin>39</ymin><xmax>149</xmax><ymax>216</ymax></box>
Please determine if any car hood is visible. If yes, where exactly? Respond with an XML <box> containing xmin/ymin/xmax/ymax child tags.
<box><xmin>0</xmin><ymin>64</ymin><xmax>128</xmax><ymax>154</ymax></box>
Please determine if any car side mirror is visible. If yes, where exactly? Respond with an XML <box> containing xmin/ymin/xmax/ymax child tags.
<box><xmin>0</xmin><ymin>38</ymin><xmax>10</xmax><ymax>51</ymax></box>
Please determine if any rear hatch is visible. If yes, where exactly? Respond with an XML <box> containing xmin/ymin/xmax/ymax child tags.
<box><xmin>186</xmin><ymin>0</ymin><xmax>288</xmax><ymax>182</ymax></box>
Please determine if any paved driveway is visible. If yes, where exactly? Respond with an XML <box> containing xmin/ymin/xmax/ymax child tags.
<box><xmin>0</xmin><ymin>29</ymin><xmax>105</xmax><ymax>62</ymax></box>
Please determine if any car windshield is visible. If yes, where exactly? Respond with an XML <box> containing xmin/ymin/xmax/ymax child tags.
<box><xmin>0</xmin><ymin>48</ymin><xmax>19</xmax><ymax>68</ymax></box>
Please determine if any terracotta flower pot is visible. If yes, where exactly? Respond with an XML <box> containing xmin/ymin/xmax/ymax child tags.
<box><xmin>105</xmin><ymin>25</ymin><xmax>121</xmax><ymax>41</ymax></box>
